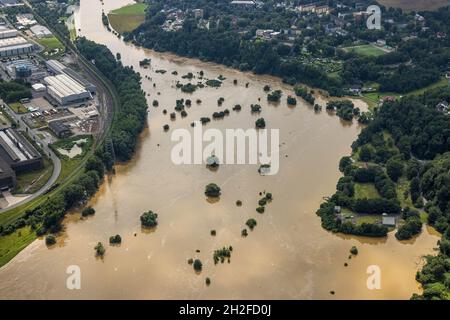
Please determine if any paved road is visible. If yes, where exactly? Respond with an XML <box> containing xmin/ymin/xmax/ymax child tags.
<box><xmin>0</xmin><ymin>104</ymin><xmax>62</xmax><ymax>213</ymax></box>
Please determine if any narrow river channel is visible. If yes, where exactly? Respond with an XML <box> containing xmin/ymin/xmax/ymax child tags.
<box><xmin>0</xmin><ymin>0</ymin><xmax>441</xmax><ymax>299</ymax></box>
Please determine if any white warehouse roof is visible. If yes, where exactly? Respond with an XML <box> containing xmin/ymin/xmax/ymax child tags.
<box><xmin>44</xmin><ymin>74</ymin><xmax>91</xmax><ymax>105</ymax></box>
<box><xmin>32</xmin><ymin>83</ymin><xmax>46</xmax><ymax>91</ymax></box>
<box><xmin>30</xmin><ymin>24</ymin><xmax>52</xmax><ymax>38</ymax></box>
<box><xmin>44</xmin><ymin>74</ymin><xmax>88</xmax><ymax>97</ymax></box>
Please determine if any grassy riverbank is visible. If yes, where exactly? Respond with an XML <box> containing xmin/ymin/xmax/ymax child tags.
<box><xmin>108</xmin><ymin>3</ymin><xmax>148</xmax><ymax>34</ymax></box>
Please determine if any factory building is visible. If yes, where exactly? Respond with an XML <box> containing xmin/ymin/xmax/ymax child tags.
<box><xmin>0</xmin><ymin>26</ymin><xmax>18</xmax><ymax>39</ymax></box>
<box><xmin>0</xmin><ymin>27</ymin><xmax>35</xmax><ymax>57</ymax></box>
<box><xmin>0</xmin><ymin>128</ymin><xmax>42</xmax><ymax>174</ymax></box>
<box><xmin>0</xmin><ymin>156</ymin><xmax>15</xmax><ymax>190</ymax></box>
<box><xmin>44</xmin><ymin>74</ymin><xmax>92</xmax><ymax>106</ymax></box>
<box><xmin>4</xmin><ymin>59</ymin><xmax>47</xmax><ymax>80</ymax></box>
<box><xmin>63</xmin><ymin>68</ymin><xmax>97</xmax><ymax>94</ymax></box>
<box><xmin>46</xmin><ymin>59</ymin><xmax>96</xmax><ymax>94</ymax></box>
<box><xmin>30</xmin><ymin>24</ymin><xmax>52</xmax><ymax>39</ymax></box>
<box><xmin>48</xmin><ymin>120</ymin><xmax>72</xmax><ymax>138</ymax></box>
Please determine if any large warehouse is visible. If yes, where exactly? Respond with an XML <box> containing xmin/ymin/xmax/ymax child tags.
<box><xmin>0</xmin><ymin>36</ymin><xmax>35</xmax><ymax>57</ymax></box>
<box><xmin>44</xmin><ymin>74</ymin><xmax>92</xmax><ymax>105</ymax></box>
<box><xmin>46</xmin><ymin>59</ymin><xmax>97</xmax><ymax>94</ymax></box>
<box><xmin>0</xmin><ymin>27</ymin><xmax>35</xmax><ymax>57</ymax></box>
<box><xmin>0</xmin><ymin>26</ymin><xmax>18</xmax><ymax>39</ymax></box>
<box><xmin>0</xmin><ymin>128</ymin><xmax>42</xmax><ymax>174</ymax></box>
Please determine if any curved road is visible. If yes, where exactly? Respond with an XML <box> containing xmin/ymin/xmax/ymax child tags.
<box><xmin>0</xmin><ymin>105</ymin><xmax>61</xmax><ymax>213</ymax></box>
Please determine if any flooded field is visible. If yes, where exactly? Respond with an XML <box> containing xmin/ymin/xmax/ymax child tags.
<box><xmin>0</xmin><ymin>0</ymin><xmax>440</xmax><ymax>300</ymax></box>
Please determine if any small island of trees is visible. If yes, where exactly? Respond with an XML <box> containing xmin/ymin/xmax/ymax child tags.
<box><xmin>205</xmin><ymin>183</ymin><xmax>221</xmax><ymax>198</ymax></box>
<box><xmin>140</xmin><ymin>211</ymin><xmax>158</xmax><ymax>228</ymax></box>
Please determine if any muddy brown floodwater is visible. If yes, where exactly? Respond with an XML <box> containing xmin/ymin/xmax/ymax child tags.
<box><xmin>0</xmin><ymin>0</ymin><xmax>441</xmax><ymax>300</ymax></box>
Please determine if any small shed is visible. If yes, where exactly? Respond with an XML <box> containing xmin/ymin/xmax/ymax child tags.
<box><xmin>382</xmin><ymin>214</ymin><xmax>396</xmax><ymax>227</ymax></box>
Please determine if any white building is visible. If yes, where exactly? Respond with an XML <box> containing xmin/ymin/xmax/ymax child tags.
<box><xmin>30</xmin><ymin>24</ymin><xmax>52</xmax><ymax>38</ymax></box>
<box><xmin>44</xmin><ymin>74</ymin><xmax>92</xmax><ymax>106</ymax></box>
<box><xmin>16</xmin><ymin>14</ymin><xmax>37</xmax><ymax>27</ymax></box>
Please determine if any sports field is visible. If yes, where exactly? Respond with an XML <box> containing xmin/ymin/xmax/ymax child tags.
<box><xmin>343</xmin><ymin>44</ymin><xmax>387</xmax><ymax>57</ymax></box>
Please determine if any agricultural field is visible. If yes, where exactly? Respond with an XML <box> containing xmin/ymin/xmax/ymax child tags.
<box><xmin>343</xmin><ymin>44</ymin><xmax>387</xmax><ymax>57</ymax></box>
<box><xmin>108</xmin><ymin>3</ymin><xmax>148</xmax><ymax>34</ymax></box>
<box><xmin>378</xmin><ymin>0</ymin><xmax>450</xmax><ymax>11</ymax></box>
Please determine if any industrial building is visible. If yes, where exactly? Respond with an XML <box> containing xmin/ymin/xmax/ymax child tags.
<box><xmin>4</xmin><ymin>59</ymin><xmax>47</xmax><ymax>80</ymax></box>
<box><xmin>0</xmin><ymin>156</ymin><xmax>15</xmax><ymax>190</ymax></box>
<box><xmin>0</xmin><ymin>26</ymin><xmax>18</xmax><ymax>39</ymax></box>
<box><xmin>30</xmin><ymin>24</ymin><xmax>52</xmax><ymax>38</ymax></box>
<box><xmin>44</xmin><ymin>74</ymin><xmax>92</xmax><ymax>105</ymax></box>
<box><xmin>0</xmin><ymin>27</ymin><xmax>35</xmax><ymax>57</ymax></box>
<box><xmin>0</xmin><ymin>0</ymin><xmax>23</xmax><ymax>8</ymax></box>
<box><xmin>48</xmin><ymin>120</ymin><xmax>72</xmax><ymax>138</ymax></box>
<box><xmin>0</xmin><ymin>128</ymin><xmax>42</xmax><ymax>174</ymax></box>
<box><xmin>16</xmin><ymin>14</ymin><xmax>37</xmax><ymax>28</ymax></box>
<box><xmin>46</xmin><ymin>60</ymin><xmax>96</xmax><ymax>94</ymax></box>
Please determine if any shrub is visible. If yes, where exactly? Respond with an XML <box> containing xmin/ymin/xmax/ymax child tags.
<box><xmin>205</xmin><ymin>183</ymin><xmax>221</xmax><ymax>197</ymax></box>
<box><xmin>246</xmin><ymin>219</ymin><xmax>257</xmax><ymax>230</ymax></box>
<box><xmin>140</xmin><ymin>211</ymin><xmax>158</xmax><ymax>228</ymax></box>
<box><xmin>287</xmin><ymin>96</ymin><xmax>297</xmax><ymax>105</ymax></box>
<box><xmin>193</xmin><ymin>259</ymin><xmax>203</xmax><ymax>272</ymax></box>
<box><xmin>109</xmin><ymin>234</ymin><xmax>122</xmax><ymax>244</ymax></box>
<box><xmin>255</xmin><ymin>118</ymin><xmax>266</xmax><ymax>129</ymax></box>
<box><xmin>45</xmin><ymin>234</ymin><xmax>56</xmax><ymax>246</ymax></box>
<box><xmin>82</xmin><ymin>207</ymin><xmax>95</xmax><ymax>217</ymax></box>
<box><xmin>95</xmin><ymin>242</ymin><xmax>105</xmax><ymax>257</ymax></box>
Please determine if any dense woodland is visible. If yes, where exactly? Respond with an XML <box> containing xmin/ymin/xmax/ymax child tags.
<box><xmin>76</xmin><ymin>37</ymin><xmax>148</xmax><ymax>162</ymax></box>
<box><xmin>317</xmin><ymin>86</ymin><xmax>450</xmax><ymax>299</ymax></box>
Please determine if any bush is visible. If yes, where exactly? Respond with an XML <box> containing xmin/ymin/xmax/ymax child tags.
<box><xmin>395</xmin><ymin>217</ymin><xmax>422</xmax><ymax>240</ymax></box>
<box><xmin>386</xmin><ymin>158</ymin><xmax>404</xmax><ymax>182</ymax></box>
<box><xmin>81</xmin><ymin>207</ymin><xmax>95</xmax><ymax>217</ymax></box>
<box><xmin>45</xmin><ymin>234</ymin><xmax>56</xmax><ymax>246</ymax></box>
<box><xmin>287</xmin><ymin>96</ymin><xmax>297</xmax><ymax>105</ymax></box>
<box><xmin>255</xmin><ymin>118</ymin><xmax>266</xmax><ymax>129</ymax></box>
<box><xmin>140</xmin><ymin>211</ymin><xmax>158</xmax><ymax>227</ymax></box>
<box><xmin>95</xmin><ymin>242</ymin><xmax>105</xmax><ymax>257</ymax></box>
<box><xmin>350</xmin><ymin>246</ymin><xmax>358</xmax><ymax>255</ymax></box>
<box><xmin>205</xmin><ymin>183</ymin><xmax>221</xmax><ymax>197</ymax></box>
<box><xmin>267</xmin><ymin>90</ymin><xmax>282</xmax><ymax>102</ymax></box>
<box><xmin>193</xmin><ymin>259</ymin><xmax>203</xmax><ymax>272</ymax></box>
<box><xmin>109</xmin><ymin>234</ymin><xmax>122</xmax><ymax>244</ymax></box>
<box><xmin>246</xmin><ymin>219</ymin><xmax>257</xmax><ymax>230</ymax></box>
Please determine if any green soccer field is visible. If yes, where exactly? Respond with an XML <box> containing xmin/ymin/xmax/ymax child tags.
<box><xmin>344</xmin><ymin>45</ymin><xmax>387</xmax><ymax>57</ymax></box>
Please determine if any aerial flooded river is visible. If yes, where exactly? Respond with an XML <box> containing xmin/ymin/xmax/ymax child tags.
<box><xmin>0</xmin><ymin>0</ymin><xmax>441</xmax><ymax>299</ymax></box>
